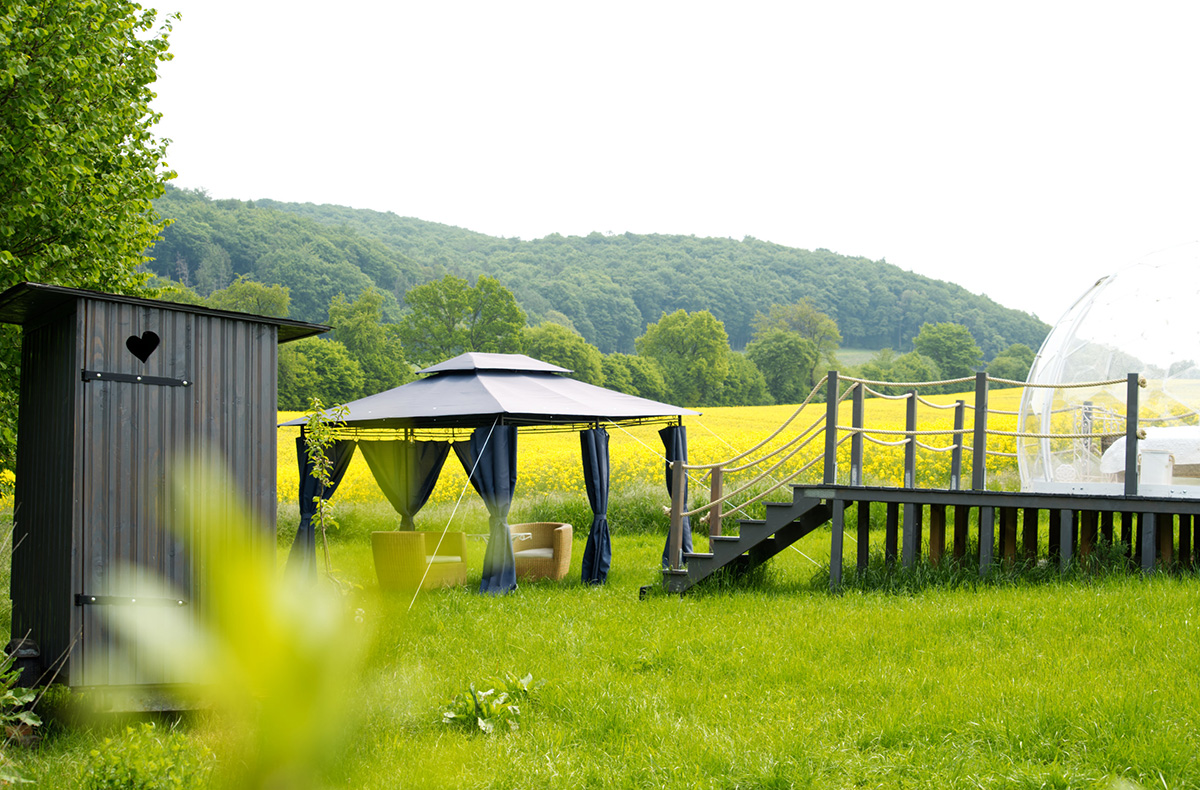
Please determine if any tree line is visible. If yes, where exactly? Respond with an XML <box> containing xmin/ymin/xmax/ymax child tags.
<box><xmin>161</xmin><ymin>273</ymin><xmax>1037</xmax><ymax>410</ymax></box>
<box><xmin>147</xmin><ymin>187</ymin><xmax>1051</xmax><ymax>360</ymax></box>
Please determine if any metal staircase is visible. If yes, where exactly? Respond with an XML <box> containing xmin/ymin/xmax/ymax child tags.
<box><xmin>662</xmin><ymin>488</ymin><xmax>832</xmax><ymax>594</ymax></box>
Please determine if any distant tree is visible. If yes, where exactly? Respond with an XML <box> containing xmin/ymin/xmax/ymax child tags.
<box><xmin>207</xmin><ymin>275</ymin><xmax>291</xmax><ymax>318</ymax></box>
<box><xmin>255</xmin><ymin>246</ymin><xmax>372</xmax><ymax>322</ymax></box>
<box><xmin>752</xmin><ymin>299</ymin><xmax>841</xmax><ymax>387</ymax></box>
<box><xmin>193</xmin><ymin>243</ymin><xmax>233</xmax><ymax>296</ymax></box>
<box><xmin>912</xmin><ymin>322</ymin><xmax>982</xmax><ymax>384</ymax></box>
<box><xmin>718</xmin><ymin>352</ymin><xmax>773</xmax><ymax>406</ymax></box>
<box><xmin>602</xmin><ymin>353</ymin><xmax>668</xmax><ymax>402</ymax></box>
<box><xmin>278</xmin><ymin>337</ymin><xmax>365</xmax><ymax>409</ymax></box>
<box><xmin>522</xmin><ymin>323</ymin><xmax>604</xmax><ymax>386</ymax></box>
<box><xmin>987</xmin><ymin>342</ymin><xmax>1036</xmax><ymax>384</ymax></box>
<box><xmin>398</xmin><ymin>274</ymin><xmax>525</xmax><ymax>366</ymax></box>
<box><xmin>635</xmin><ymin>310</ymin><xmax>729</xmax><ymax>406</ymax></box>
<box><xmin>541</xmin><ymin>310</ymin><xmax>577</xmax><ymax>333</ymax></box>
<box><xmin>147</xmin><ymin>276</ymin><xmax>205</xmax><ymax>306</ymax></box>
<box><xmin>745</xmin><ymin>328</ymin><xmax>819</xmax><ymax>404</ymax></box>
<box><xmin>857</xmin><ymin>348</ymin><xmax>943</xmax><ymax>396</ymax></box>
<box><xmin>328</xmin><ymin>288</ymin><xmax>412</xmax><ymax>392</ymax></box>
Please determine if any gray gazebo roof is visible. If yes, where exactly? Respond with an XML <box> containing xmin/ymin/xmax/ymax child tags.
<box><xmin>282</xmin><ymin>352</ymin><xmax>698</xmax><ymax>430</ymax></box>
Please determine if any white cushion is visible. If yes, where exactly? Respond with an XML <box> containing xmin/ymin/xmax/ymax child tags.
<box><xmin>514</xmin><ymin>547</ymin><xmax>554</xmax><ymax>560</ymax></box>
<box><xmin>426</xmin><ymin>555</ymin><xmax>462</xmax><ymax>565</ymax></box>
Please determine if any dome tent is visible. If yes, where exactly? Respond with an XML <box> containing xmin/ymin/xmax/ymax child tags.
<box><xmin>1018</xmin><ymin>243</ymin><xmax>1200</xmax><ymax>497</ymax></box>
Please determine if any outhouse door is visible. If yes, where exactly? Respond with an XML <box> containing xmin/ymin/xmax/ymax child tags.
<box><xmin>74</xmin><ymin>303</ymin><xmax>195</xmax><ymax>688</ymax></box>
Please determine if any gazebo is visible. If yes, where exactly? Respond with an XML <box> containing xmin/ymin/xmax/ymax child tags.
<box><xmin>282</xmin><ymin>352</ymin><xmax>698</xmax><ymax>593</ymax></box>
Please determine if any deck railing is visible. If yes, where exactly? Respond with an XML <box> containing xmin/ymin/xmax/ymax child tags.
<box><xmin>666</xmin><ymin>371</ymin><xmax>1146</xmax><ymax>571</ymax></box>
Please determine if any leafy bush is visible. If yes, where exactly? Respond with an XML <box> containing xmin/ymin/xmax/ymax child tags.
<box><xmin>442</xmin><ymin>673</ymin><xmax>540</xmax><ymax>734</ymax></box>
<box><xmin>82</xmin><ymin>722</ymin><xmax>213</xmax><ymax>790</ymax></box>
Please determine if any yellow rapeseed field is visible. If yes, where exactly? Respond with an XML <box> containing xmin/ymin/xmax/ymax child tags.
<box><xmin>277</xmin><ymin>388</ymin><xmax>1023</xmax><ymax>507</ymax></box>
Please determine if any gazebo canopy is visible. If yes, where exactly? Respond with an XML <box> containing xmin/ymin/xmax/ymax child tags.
<box><xmin>284</xmin><ymin>352</ymin><xmax>698</xmax><ymax>590</ymax></box>
<box><xmin>281</xmin><ymin>352</ymin><xmax>698</xmax><ymax>431</ymax></box>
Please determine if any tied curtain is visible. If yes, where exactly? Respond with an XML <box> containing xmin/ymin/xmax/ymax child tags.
<box><xmin>286</xmin><ymin>435</ymin><xmax>358</xmax><ymax>581</ymax></box>
<box><xmin>453</xmin><ymin>425</ymin><xmax>519</xmax><ymax>595</ymax></box>
<box><xmin>580</xmin><ymin>427</ymin><xmax>611</xmax><ymax>584</ymax></box>
<box><xmin>358</xmin><ymin>440</ymin><xmax>451</xmax><ymax>530</ymax></box>
<box><xmin>660</xmin><ymin>424</ymin><xmax>692</xmax><ymax>567</ymax></box>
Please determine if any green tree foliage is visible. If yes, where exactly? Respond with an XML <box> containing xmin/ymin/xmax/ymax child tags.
<box><xmin>328</xmin><ymin>288</ymin><xmax>412</xmax><ymax>392</ymax></box>
<box><xmin>522</xmin><ymin>323</ymin><xmax>604</xmax><ymax>386</ymax></box>
<box><xmin>398</xmin><ymin>274</ymin><xmax>525</xmax><ymax>366</ymax></box>
<box><xmin>912</xmin><ymin>322</ymin><xmax>983</xmax><ymax>383</ymax></box>
<box><xmin>752</xmin><ymin>299</ymin><xmax>841</xmax><ymax>387</ymax></box>
<box><xmin>0</xmin><ymin>1</ymin><xmax>174</xmax><ymax>476</ymax></box>
<box><xmin>988</xmin><ymin>342</ymin><xmax>1036</xmax><ymax>384</ymax></box>
<box><xmin>601</xmin><ymin>353</ymin><xmax>668</xmax><ymax>402</ymax></box>
<box><xmin>745</xmin><ymin>328</ymin><xmax>819</xmax><ymax>405</ymax></box>
<box><xmin>147</xmin><ymin>276</ymin><xmax>205</xmax><ymax>306</ymax></box>
<box><xmin>206</xmin><ymin>275</ymin><xmax>291</xmax><ymax>317</ymax></box>
<box><xmin>153</xmin><ymin>193</ymin><xmax>1051</xmax><ymax>359</ymax></box>
<box><xmin>255</xmin><ymin>245</ymin><xmax>373</xmax><ymax>322</ymax></box>
<box><xmin>278</xmin><ymin>337</ymin><xmax>365</xmax><ymax>410</ymax></box>
<box><xmin>718</xmin><ymin>352</ymin><xmax>773</xmax><ymax>406</ymax></box>
<box><xmin>857</xmin><ymin>348</ymin><xmax>945</xmax><ymax>395</ymax></box>
<box><xmin>148</xmin><ymin>186</ymin><xmax>417</xmax><ymax>324</ymax></box>
<box><xmin>635</xmin><ymin>310</ymin><xmax>730</xmax><ymax>407</ymax></box>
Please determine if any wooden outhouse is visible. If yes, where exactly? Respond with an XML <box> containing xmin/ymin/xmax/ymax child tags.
<box><xmin>0</xmin><ymin>283</ymin><xmax>326</xmax><ymax>700</ymax></box>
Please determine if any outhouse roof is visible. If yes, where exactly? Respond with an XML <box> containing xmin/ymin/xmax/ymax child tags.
<box><xmin>0</xmin><ymin>282</ymin><xmax>329</xmax><ymax>342</ymax></box>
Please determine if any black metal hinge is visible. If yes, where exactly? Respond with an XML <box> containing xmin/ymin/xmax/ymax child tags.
<box><xmin>75</xmin><ymin>595</ymin><xmax>188</xmax><ymax>607</ymax></box>
<box><xmin>81</xmin><ymin>370</ymin><xmax>192</xmax><ymax>387</ymax></box>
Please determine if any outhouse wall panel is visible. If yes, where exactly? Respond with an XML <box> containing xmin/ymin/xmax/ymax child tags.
<box><xmin>71</xmin><ymin>300</ymin><xmax>279</xmax><ymax>688</ymax></box>
<box><xmin>10</xmin><ymin>305</ymin><xmax>78</xmax><ymax>683</ymax></box>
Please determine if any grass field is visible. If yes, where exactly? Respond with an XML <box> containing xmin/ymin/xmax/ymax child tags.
<box><xmin>5</xmin><ymin>392</ymin><xmax>1200</xmax><ymax>788</ymax></box>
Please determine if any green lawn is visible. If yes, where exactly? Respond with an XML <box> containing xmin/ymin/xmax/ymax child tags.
<box><xmin>7</xmin><ymin>503</ymin><xmax>1200</xmax><ymax>788</ymax></box>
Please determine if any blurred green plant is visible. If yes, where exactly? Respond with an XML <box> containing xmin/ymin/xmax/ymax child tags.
<box><xmin>0</xmin><ymin>651</ymin><xmax>41</xmax><ymax>784</ymax></box>
<box><xmin>105</xmin><ymin>457</ymin><xmax>371</xmax><ymax>789</ymax></box>
<box><xmin>303</xmin><ymin>398</ymin><xmax>350</xmax><ymax>584</ymax></box>
<box><xmin>82</xmin><ymin>722</ymin><xmax>213</xmax><ymax>790</ymax></box>
<box><xmin>442</xmin><ymin>672</ymin><xmax>540</xmax><ymax>735</ymax></box>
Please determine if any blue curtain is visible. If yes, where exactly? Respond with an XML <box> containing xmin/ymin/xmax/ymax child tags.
<box><xmin>286</xmin><ymin>436</ymin><xmax>357</xmax><ymax>581</ymax></box>
<box><xmin>454</xmin><ymin>425</ymin><xmax>519</xmax><ymax>595</ymax></box>
<box><xmin>358</xmin><ymin>439</ymin><xmax>450</xmax><ymax>530</ymax></box>
<box><xmin>660</xmin><ymin>424</ymin><xmax>693</xmax><ymax>567</ymax></box>
<box><xmin>580</xmin><ymin>427</ymin><xmax>611</xmax><ymax>584</ymax></box>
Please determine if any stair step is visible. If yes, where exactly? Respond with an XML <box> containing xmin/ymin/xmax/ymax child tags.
<box><xmin>683</xmin><ymin>551</ymin><xmax>714</xmax><ymax>561</ymax></box>
<box><xmin>710</xmin><ymin>535</ymin><xmax>740</xmax><ymax>543</ymax></box>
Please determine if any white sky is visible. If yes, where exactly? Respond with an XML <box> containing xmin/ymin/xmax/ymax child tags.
<box><xmin>149</xmin><ymin>1</ymin><xmax>1200</xmax><ymax>326</ymax></box>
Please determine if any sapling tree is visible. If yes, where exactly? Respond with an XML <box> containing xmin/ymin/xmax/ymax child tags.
<box><xmin>303</xmin><ymin>398</ymin><xmax>349</xmax><ymax>586</ymax></box>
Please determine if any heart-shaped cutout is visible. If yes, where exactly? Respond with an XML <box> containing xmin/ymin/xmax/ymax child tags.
<box><xmin>126</xmin><ymin>331</ymin><xmax>160</xmax><ymax>363</ymax></box>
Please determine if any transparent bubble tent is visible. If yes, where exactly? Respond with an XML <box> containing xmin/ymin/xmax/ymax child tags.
<box><xmin>1018</xmin><ymin>243</ymin><xmax>1200</xmax><ymax>497</ymax></box>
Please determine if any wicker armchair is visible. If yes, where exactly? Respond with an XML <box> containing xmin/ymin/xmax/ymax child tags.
<box><xmin>510</xmin><ymin>522</ymin><xmax>572</xmax><ymax>581</ymax></box>
<box><xmin>371</xmin><ymin>531</ymin><xmax>468</xmax><ymax>592</ymax></box>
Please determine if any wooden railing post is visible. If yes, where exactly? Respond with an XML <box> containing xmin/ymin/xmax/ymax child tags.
<box><xmin>971</xmin><ymin>371</ymin><xmax>989</xmax><ymax>490</ymax></box>
<box><xmin>708</xmin><ymin>466</ymin><xmax>723</xmax><ymax>539</ymax></box>
<box><xmin>901</xmin><ymin>390</ymin><xmax>918</xmax><ymax>566</ymax></box>
<box><xmin>850</xmin><ymin>382</ymin><xmax>864</xmax><ymax>487</ymax></box>
<box><xmin>669</xmin><ymin>459</ymin><xmax>685</xmax><ymax>570</ymax></box>
<box><xmin>950</xmin><ymin>400</ymin><xmax>965</xmax><ymax>490</ymax></box>
<box><xmin>1124</xmin><ymin>372</ymin><xmax>1140</xmax><ymax>497</ymax></box>
<box><xmin>823</xmin><ymin>371</ymin><xmax>839</xmax><ymax>485</ymax></box>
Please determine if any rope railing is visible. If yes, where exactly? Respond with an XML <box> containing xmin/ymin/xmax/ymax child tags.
<box><xmin>664</xmin><ymin>370</ymin><xmax>1158</xmax><ymax>573</ymax></box>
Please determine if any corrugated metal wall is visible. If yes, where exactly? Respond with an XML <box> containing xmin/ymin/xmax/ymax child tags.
<box><xmin>11</xmin><ymin>296</ymin><xmax>279</xmax><ymax>689</ymax></box>
<box><xmin>10</xmin><ymin>304</ymin><xmax>78</xmax><ymax>684</ymax></box>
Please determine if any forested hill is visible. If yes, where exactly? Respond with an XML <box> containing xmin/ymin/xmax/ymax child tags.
<box><xmin>146</xmin><ymin>186</ymin><xmax>1049</xmax><ymax>358</ymax></box>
